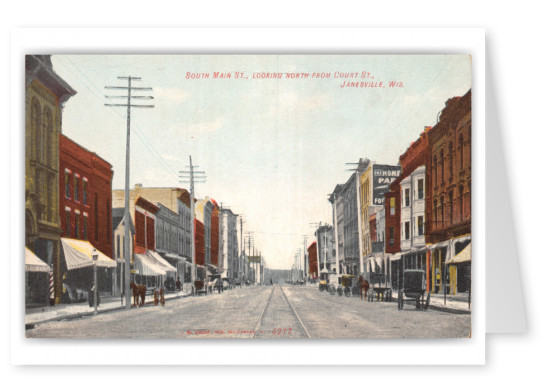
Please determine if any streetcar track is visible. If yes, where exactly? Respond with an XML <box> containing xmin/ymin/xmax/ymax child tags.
<box><xmin>280</xmin><ymin>286</ymin><xmax>311</xmax><ymax>338</ymax></box>
<box><xmin>251</xmin><ymin>285</ymin><xmax>275</xmax><ymax>338</ymax></box>
<box><xmin>252</xmin><ymin>285</ymin><xmax>311</xmax><ymax>339</ymax></box>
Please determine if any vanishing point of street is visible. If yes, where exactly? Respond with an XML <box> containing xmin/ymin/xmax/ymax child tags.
<box><xmin>27</xmin><ymin>285</ymin><xmax>471</xmax><ymax>339</ymax></box>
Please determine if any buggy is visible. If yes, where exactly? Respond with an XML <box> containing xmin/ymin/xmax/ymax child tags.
<box><xmin>397</xmin><ymin>269</ymin><xmax>430</xmax><ymax>310</ymax></box>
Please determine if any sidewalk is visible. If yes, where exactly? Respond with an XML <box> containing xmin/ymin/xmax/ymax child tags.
<box><xmin>391</xmin><ymin>290</ymin><xmax>471</xmax><ymax>314</ymax></box>
<box><xmin>25</xmin><ymin>289</ymin><xmax>190</xmax><ymax>327</ymax></box>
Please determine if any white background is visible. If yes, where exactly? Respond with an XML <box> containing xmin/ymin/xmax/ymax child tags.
<box><xmin>1</xmin><ymin>1</ymin><xmax>548</xmax><ymax>389</ymax></box>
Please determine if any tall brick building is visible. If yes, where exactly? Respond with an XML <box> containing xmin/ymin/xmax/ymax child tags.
<box><xmin>426</xmin><ymin>89</ymin><xmax>472</xmax><ymax>294</ymax></box>
<box><xmin>59</xmin><ymin>134</ymin><xmax>114</xmax><ymax>293</ymax></box>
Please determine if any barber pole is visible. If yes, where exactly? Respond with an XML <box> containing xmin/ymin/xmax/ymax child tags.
<box><xmin>49</xmin><ymin>271</ymin><xmax>55</xmax><ymax>306</ymax></box>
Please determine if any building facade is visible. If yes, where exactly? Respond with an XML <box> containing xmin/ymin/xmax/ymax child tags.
<box><xmin>25</xmin><ymin>55</ymin><xmax>76</xmax><ymax>305</ymax></box>
<box><xmin>220</xmin><ymin>208</ymin><xmax>239</xmax><ymax>279</ymax></box>
<box><xmin>59</xmin><ymin>134</ymin><xmax>114</xmax><ymax>295</ymax></box>
<box><xmin>307</xmin><ymin>241</ymin><xmax>318</xmax><ymax>280</ymax></box>
<box><xmin>315</xmin><ymin>224</ymin><xmax>335</xmax><ymax>276</ymax></box>
<box><xmin>426</xmin><ymin>90</ymin><xmax>472</xmax><ymax>295</ymax></box>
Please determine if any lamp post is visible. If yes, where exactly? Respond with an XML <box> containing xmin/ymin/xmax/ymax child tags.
<box><xmin>92</xmin><ymin>248</ymin><xmax>98</xmax><ymax>315</ymax></box>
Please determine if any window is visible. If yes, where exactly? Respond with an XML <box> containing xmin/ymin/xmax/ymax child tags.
<box><xmin>75</xmin><ymin>214</ymin><xmax>80</xmax><ymax>238</ymax></box>
<box><xmin>418</xmin><ymin>216</ymin><xmax>424</xmax><ymax>236</ymax></box>
<box><xmin>117</xmin><ymin>235</ymin><xmax>121</xmax><ymax>258</ymax></box>
<box><xmin>459</xmin><ymin>185</ymin><xmax>464</xmax><ymax>222</ymax></box>
<box><xmin>440</xmin><ymin>150</ymin><xmax>444</xmax><ymax>184</ymax></box>
<box><xmin>83</xmin><ymin>181</ymin><xmax>88</xmax><ymax>205</ymax></box>
<box><xmin>433</xmin><ymin>156</ymin><xmax>438</xmax><ymax>186</ymax></box>
<box><xmin>83</xmin><ymin>215</ymin><xmax>88</xmax><ymax>240</ymax></box>
<box><xmin>390</xmin><ymin>197</ymin><xmax>396</xmax><ymax>215</ymax></box>
<box><xmin>65</xmin><ymin>173</ymin><xmax>70</xmax><ymax>198</ymax></box>
<box><xmin>404</xmin><ymin>221</ymin><xmax>410</xmax><ymax>240</ymax></box>
<box><xmin>433</xmin><ymin>199</ymin><xmax>438</xmax><ymax>228</ymax></box>
<box><xmin>449</xmin><ymin>142</ymin><xmax>454</xmax><ymax>181</ymax></box>
<box><xmin>94</xmin><ymin>194</ymin><xmax>99</xmax><ymax>241</ymax></box>
<box><xmin>65</xmin><ymin>211</ymin><xmax>71</xmax><ymax>236</ymax></box>
<box><xmin>74</xmin><ymin>175</ymin><xmax>79</xmax><ymax>202</ymax></box>
<box><xmin>404</xmin><ymin>188</ymin><xmax>410</xmax><ymax>207</ymax></box>
<box><xmin>449</xmin><ymin>190</ymin><xmax>454</xmax><ymax>225</ymax></box>
<box><xmin>417</xmin><ymin>179</ymin><xmax>424</xmax><ymax>199</ymax></box>
<box><xmin>459</xmin><ymin>134</ymin><xmax>464</xmax><ymax>170</ymax></box>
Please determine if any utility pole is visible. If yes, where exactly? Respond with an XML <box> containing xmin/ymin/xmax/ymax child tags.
<box><xmin>303</xmin><ymin>235</ymin><xmax>308</xmax><ymax>282</ymax></box>
<box><xmin>179</xmin><ymin>157</ymin><xmax>206</xmax><ymax>294</ymax></box>
<box><xmin>105</xmin><ymin>76</ymin><xmax>154</xmax><ymax>309</ymax></box>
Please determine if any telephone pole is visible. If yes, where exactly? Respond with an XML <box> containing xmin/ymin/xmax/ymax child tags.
<box><xmin>179</xmin><ymin>157</ymin><xmax>206</xmax><ymax>293</ymax></box>
<box><xmin>105</xmin><ymin>76</ymin><xmax>154</xmax><ymax>309</ymax></box>
<box><xmin>303</xmin><ymin>235</ymin><xmax>308</xmax><ymax>281</ymax></box>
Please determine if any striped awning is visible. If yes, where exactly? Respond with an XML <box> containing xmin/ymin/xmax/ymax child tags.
<box><xmin>25</xmin><ymin>247</ymin><xmax>51</xmax><ymax>273</ymax></box>
<box><xmin>134</xmin><ymin>253</ymin><xmax>167</xmax><ymax>276</ymax></box>
<box><xmin>147</xmin><ymin>250</ymin><xmax>177</xmax><ymax>273</ymax></box>
<box><xmin>446</xmin><ymin>243</ymin><xmax>472</xmax><ymax>264</ymax></box>
<box><xmin>61</xmin><ymin>238</ymin><xmax>117</xmax><ymax>270</ymax></box>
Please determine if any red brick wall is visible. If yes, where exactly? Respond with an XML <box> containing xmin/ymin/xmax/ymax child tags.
<box><xmin>59</xmin><ymin>134</ymin><xmax>113</xmax><ymax>257</ymax></box>
<box><xmin>308</xmin><ymin>242</ymin><xmax>318</xmax><ymax>276</ymax></box>
<box><xmin>194</xmin><ymin>219</ymin><xmax>205</xmax><ymax>266</ymax></box>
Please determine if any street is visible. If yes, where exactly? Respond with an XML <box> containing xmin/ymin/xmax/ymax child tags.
<box><xmin>26</xmin><ymin>285</ymin><xmax>471</xmax><ymax>339</ymax></box>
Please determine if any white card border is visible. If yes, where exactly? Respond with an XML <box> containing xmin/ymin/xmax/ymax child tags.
<box><xmin>10</xmin><ymin>27</ymin><xmax>485</xmax><ymax>365</ymax></box>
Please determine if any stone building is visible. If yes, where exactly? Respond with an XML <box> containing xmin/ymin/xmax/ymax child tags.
<box><xmin>25</xmin><ymin>55</ymin><xmax>76</xmax><ymax>305</ymax></box>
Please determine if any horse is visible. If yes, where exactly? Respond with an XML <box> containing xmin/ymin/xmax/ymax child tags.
<box><xmin>130</xmin><ymin>281</ymin><xmax>146</xmax><ymax>307</ymax></box>
<box><xmin>153</xmin><ymin>288</ymin><xmax>165</xmax><ymax>306</ymax></box>
<box><xmin>358</xmin><ymin>276</ymin><xmax>370</xmax><ymax>301</ymax></box>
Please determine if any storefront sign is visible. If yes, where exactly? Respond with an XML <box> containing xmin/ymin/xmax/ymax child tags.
<box><xmin>372</xmin><ymin>164</ymin><xmax>401</xmax><ymax>205</ymax></box>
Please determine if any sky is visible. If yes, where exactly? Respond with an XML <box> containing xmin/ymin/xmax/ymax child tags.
<box><xmin>51</xmin><ymin>55</ymin><xmax>471</xmax><ymax>271</ymax></box>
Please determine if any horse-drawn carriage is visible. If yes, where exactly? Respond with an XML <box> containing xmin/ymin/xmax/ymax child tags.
<box><xmin>397</xmin><ymin>269</ymin><xmax>430</xmax><ymax>310</ymax></box>
<box><xmin>337</xmin><ymin>274</ymin><xmax>360</xmax><ymax>297</ymax></box>
<box><xmin>318</xmin><ymin>271</ymin><xmax>337</xmax><ymax>294</ymax></box>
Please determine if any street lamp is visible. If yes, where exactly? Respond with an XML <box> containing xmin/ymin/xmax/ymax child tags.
<box><xmin>92</xmin><ymin>248</ymin><xmax>98</xmax><ymax>315</ymax></box>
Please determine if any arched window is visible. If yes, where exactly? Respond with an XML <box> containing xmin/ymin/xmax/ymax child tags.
<box><xmin>448</xmin><ymin>141</ymin><xmax>454</xmax><ymax>182</ymax></box>
<box><xmin>31</xmin><ymin>98</ymin><xmax>41</xmax><ymax>161</ymax></box>
<box><xmin>440</xmin><ymin>149</ymin><xmax>444</xmax><ymax>185</ymax></box>
<box><xmin>433</xmin><ymin>155</ymin><xmax>438</xmax><ymax>186</ymax></box>
<box><xmin>459</xmin><ymin>134</ymin><xmax>464</xmax><ymax>170</ymax></box>
<box><xmin>433</xmin><ymin>199</ymin><xmax>438</xmax><ymax>229</ymax></box>
<box><xmin>440</xmin><ymin>196</ymin><xmax>445</xmax><ymax>228</ymax></box>
<box><xmin>448</xmin><ymin>190</ymin><xmax>454</xmax><ymax>225</ymax></box>
<box><xmin>459</xmin><ymin>185</ymin><xmax>464</xmax><ymax>222</ymax></box>
<box><xmin>43</xmin><ymin>108</ymin><xmax>53</xmax><ymax>167</ymax></box>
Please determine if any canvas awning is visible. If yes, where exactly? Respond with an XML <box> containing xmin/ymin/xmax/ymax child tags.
<box><xmin>147</xmin><ymin>250</ymin><xmax>177</xmax><ymax>273</ymax></box>
<box><xmin>446</xmin><ymin>243</ymin><xmax>472</xmax><ymax>264</ymax></box>
<box><xmin>389</xmin><ymin>253</ymin><xmax>402</xmax><ymax>261</ymax></box>
<box><xmin>61</xmin><ymin>238</ymin><xmax>117</xmax><ymax>270</ymax></box>
<box><xmin>134</xmin><ymin>253</ymin><xmax>167</xmax><ymax>276</ymax></box>
<box><xmin>25</xmin><ymin>247</ymin><xmax>51</xmax><ymax>273</ymax></box>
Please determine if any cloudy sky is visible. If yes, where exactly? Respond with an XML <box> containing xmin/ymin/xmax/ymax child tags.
<box><xmin>52</xmin><ymin>55</ymin><xmax>471</xmax><ymax>270</ymax></box>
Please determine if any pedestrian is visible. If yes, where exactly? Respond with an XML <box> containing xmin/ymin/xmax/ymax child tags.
<box><xmin>176</xmin><ymin>276</ymin><xmax>182</xmax><ymax>291</ymax></box>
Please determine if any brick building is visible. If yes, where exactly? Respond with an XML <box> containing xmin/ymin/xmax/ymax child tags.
<box><xmin>59</xmin><ymin>134</ymin><xmax>114</xmax><ymax>295</ymax></box>
<box><xmin>307</xmin><ymin>241</ymin><xmax>318</xmax><ymax>280</ymax></box>
<box><xmin>426</xmin><ymin>89</ymin><xmax>472</xmax><ymax>294</ymax></box>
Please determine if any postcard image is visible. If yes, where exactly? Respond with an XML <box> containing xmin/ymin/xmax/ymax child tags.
<box><xmin>24</xmin><ymin>54</ymin><xmax>472</xmax><ymax>339</ymax></box>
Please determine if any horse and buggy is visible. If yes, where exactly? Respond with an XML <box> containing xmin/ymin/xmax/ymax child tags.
<box><xmin>397</xmin><ymin>269</ymin><xmax>430</xmax><ymax>310</ymax></box>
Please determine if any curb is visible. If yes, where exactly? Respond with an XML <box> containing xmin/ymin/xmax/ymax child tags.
<box><xmin>25</xmin><ymin>292</ymin><xmax>192</xmax><ymax>329</ymax></box>
<box><xmin>394</xmin><ymin>296</ymin><xmax>471</xmax><ymax>315</ymax></box>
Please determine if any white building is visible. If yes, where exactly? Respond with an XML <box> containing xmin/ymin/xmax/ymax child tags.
<box><xmin>220</xmin><ymin>208</ymin><xmax>239</xmax><ymax>279</ymax></box>
<box><xmin>400</xmin><ymin>165</ymin><xmax>426</xmax><ymax>269</ymax></box>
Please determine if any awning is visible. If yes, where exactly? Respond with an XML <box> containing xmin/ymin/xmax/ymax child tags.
<box><xmin>135</xmin><ymin>253</ymin><xmax>167</xmax><ymax>276</ymax></box>
<box><xmin>389</xmin><ymin>253</ymin><xmax>402</xmax><ymax>261</ymax></box>
<box><xmin>163</xmin><ymin>253</ymin><xmax>192</xmax><ymax>265</ymax></box>
<box><xmin>147</xmin><ymin>250</ymin><xmax>177</xmax><ymax>273</ymax></box>
<box><xmin>25</xmin><ymin>247</ymin><xmax>51</xmax><ymax>273</ymax></box>
<box><xmin>61</xmin><ymin>238</ymin><xmax>117</xmax><ymax>270</ymax></box>
<box><xmin>446</xmin><ymin>243</ymin><xmax>471</xmax><ymax>264</ymax></box>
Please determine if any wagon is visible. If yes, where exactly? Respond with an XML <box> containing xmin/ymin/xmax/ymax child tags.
<box><xmin>337</xmin><ymin>274</ymin><xmax>358</xmax><ymax>297</ymax></box>
<box><xmin>319</xmin><ymin>271</ymin><xmax>337</xmax><ymax>295</ymax></box>
<box><xmin>397</xmin><ymin>269</ymin><xmax>430</xmax><ymax>310</ymax></box>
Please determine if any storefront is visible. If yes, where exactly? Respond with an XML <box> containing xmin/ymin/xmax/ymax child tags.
<box><xmin>60</xmin><ymin>238</ymin><xmax>117</xmax><ymax>303</ymax></box>
<box><xmin>133</xmin><ymin>250</ymin><xmax>177</xmax><ymax>289</ymax></box>
<box><xmin>429</xmin><ymin>235</ymin><xmax>471</xmax><ymax>295</ymax></box>
<box><xmin>25</xmin><ymin>247</ymin><xmax>52</xmax><ymax>307</ymax></box>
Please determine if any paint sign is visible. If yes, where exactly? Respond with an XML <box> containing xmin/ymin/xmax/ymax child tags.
<box><xmin>372</xmin><ymin>164</ymin><xmax>401</xmax><ymax>205</ymax></box>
